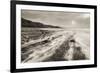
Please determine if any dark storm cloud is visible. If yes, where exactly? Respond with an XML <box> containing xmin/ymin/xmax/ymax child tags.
<box><xmin>21</xmin><ymin>10</ymin><xmax>90</xmax><ymax>28</ymax></box>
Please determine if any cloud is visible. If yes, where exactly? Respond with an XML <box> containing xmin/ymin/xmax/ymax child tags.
<box><xmin>21</xmin><ymin>10</ymin><xmax>90</xmax><ymax>28</ymax></box>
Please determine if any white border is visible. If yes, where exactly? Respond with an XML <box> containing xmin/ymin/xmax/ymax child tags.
<box><xmin>16</xmin><ymin>5</ymin><xmax>94</xmax><ymax>69</ymax></box>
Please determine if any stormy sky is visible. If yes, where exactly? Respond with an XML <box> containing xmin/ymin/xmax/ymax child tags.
<box><xmin>21</xmin><ymin>10</ymin><xmax>90</xmax><ymax>28</ymax></box>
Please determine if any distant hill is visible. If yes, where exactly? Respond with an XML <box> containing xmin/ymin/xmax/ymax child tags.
<box><xmin>22</xmin><ymin>18</ymin><xmax>61</xmax><ymax>28</ymax></box>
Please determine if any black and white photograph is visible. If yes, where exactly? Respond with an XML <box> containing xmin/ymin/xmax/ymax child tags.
<box><xmin>21</xmin><ymin>10</ymin><xmax>90</xmax><ymax>63</ymax></box>
<box><xmin>11</xmin><ymin>1</ymin><xmax>97</xmax><ymax>72</ymax></box>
